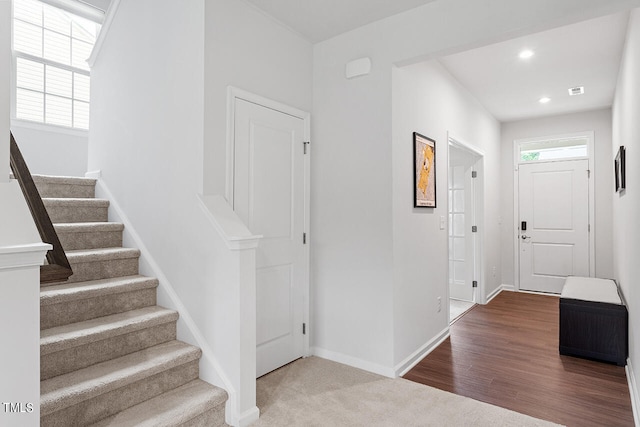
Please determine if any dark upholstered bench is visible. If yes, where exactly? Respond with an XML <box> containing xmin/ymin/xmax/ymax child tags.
<box><xmin>559</xmin><ymin>277</ymin><xmax>628</xmax><ymax>366</ymax></box>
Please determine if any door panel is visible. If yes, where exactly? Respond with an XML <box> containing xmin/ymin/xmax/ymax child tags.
<box><xmin>519</xmin><ymin>160</ymin><xmax>589</xmax><ymax>293</ymax></box>
<box><xmin>234</xmin><ymin>99</ymin><xmax>305</xmax><ymax>378</ymax></box>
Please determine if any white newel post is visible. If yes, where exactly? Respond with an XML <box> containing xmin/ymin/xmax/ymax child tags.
<box><xmin>0</xmin><ymin>181</ymin><xmax>50</xmax><ymax>427</ymax></box>
<box><xmin>229</xmin><ymin>239</ymin><xmax>260</xmax><ymax>427</ymax></box>
<box><xmin>197</xmin><ymin>194</ymin><xmax>261</xmax><ymax>427</ymax></box>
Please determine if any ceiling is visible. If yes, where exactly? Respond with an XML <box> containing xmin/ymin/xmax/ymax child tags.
<box><xmin>245</xmin><ymin>2</ymin><xmax>630</xmax><ymax>123</ymax></box>
<box><xmin>439</xmin><ymin>12</ymin><xmax>629</xmax><ymax>122</ymax></box>
<box><xmin>244</xmin><ymin>0</ymin><xmax>436</xmax><ymax>43</ymax></box>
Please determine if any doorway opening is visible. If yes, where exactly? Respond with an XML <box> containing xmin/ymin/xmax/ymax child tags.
<box><xmin>448</xmin><ymin>135</ymin><xmax>484</xmax><ymax>323</ymax></box>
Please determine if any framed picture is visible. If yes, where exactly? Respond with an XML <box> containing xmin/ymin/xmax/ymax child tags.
<box><xmin>413</xmin><ymin>132</ymin><xmax>436</xmax><ymax>208</ymax></box>
<box><xmin>615</xmin><ymin>145</ymin><xmax>626</xmax><ymax>192</ymax></box>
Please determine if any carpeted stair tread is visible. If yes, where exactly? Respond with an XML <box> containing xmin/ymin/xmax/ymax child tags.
<box><xmin>32</xmin><ymin>175</ymin><xmax>97</xmax><ymax>199</ymax></box>
<box><xmin>66</xmin><ymin>247</ymin><xmax>140</xmax><ymax>262</ymax></box>
<box><xmin>41</xmin><ymin>340</ymin><xmax>202</xmax><ymax>416</ymax></box>
<box><xmin>41</xmin><ymin>306</ymin><xmax>178</xmax><ymax>355</ymax></box>
<box><xmin>40</xmin><ymin>275</ymin><xmax>158</xmax><ymax>306</ymax></box>
<box><xmin>88</xmin><ymin>379</ymin><xmax>227</xmax><ymax>427</ymax></box>
<box><xmin>55</xmin><ymin>222</ymin><xmax>125</xmax><ymax>232</ymax></box>
<box><xmin>54</xmin><ymin>222</ymin><xmax>125</xmax><ymax>250</ymax></box>
<box><xmin>43</xmin><ymin>197</ymin><xmax>109</xmax><ymax>223</ymax></box>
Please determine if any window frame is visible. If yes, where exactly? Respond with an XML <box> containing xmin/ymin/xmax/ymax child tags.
<box><xmin>11</xmin><ymin>0</ymin><xmax>100</xmax><ymax>133</ymax></box>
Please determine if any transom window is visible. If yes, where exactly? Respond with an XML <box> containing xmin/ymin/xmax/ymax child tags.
<box><xmin>13</xmin><ymin>0</ymin><xmax>101</xmax><ymax>130</ymax></box>
<box><xmin>518</xmin><ymin>137</ymin><xmax>589</xmax><ymax>163</ymax></box>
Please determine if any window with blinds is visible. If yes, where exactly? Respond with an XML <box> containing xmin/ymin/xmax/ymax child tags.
<box><xmin>13</xmin><ymin>0</ymin><xmax>100</xmax><ymax>130</ymax></box>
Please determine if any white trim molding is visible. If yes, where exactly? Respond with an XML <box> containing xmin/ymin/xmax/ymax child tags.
<box><xmin>486</xmin><ymin>284</ymin><xmax>515</xmax><ymax>304</ymax></box>
<box><xmin>87</xmin><ymin>0</ymin><xmax>121</xmax><ymax>67</ymax></box>
<box><xmin>626</xmin><ymin>358</ymin><xmax>640</xmax><ymax>426</ymax></box>
<box><xmin>197</xmin><ymin>194</ymin><xmax>261</xmax><ymax>250</ymax></box>
<box><xmin>395</xmin><ymin>327</ymin><xmax>450</xmax><ymax>377</ymax></box>
<box><xmin>0</xmin><ymin>242</ymin><xmax>50</xmax><ymax>271</ymax></box>
<box><xmin>311</xmin><ymin>347</ymin><xmax>396</xmax><ymax>378</ymax></box>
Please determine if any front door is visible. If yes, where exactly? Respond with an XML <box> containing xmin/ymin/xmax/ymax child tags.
<box><xmin>233</xmin><ymin>98</ymin><xmax>306</xmax><ymax>377</ymax></box>
<box><xmin>518</xmin><ymin>159</ymin><xmax>589</xmax><ymax>293</ymax></box>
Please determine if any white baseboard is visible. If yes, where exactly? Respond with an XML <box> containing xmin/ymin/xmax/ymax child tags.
<box><xmin>626</xmin><ymin>358</ymin><xmax>640</xmax><ymax>426</ymax></box>
<box><xmin>395</xmin><ymin>327</ymin><xmax>450</xmax><ymax>377</ymax></box>
<box><xmin>229</xmin><ymin>405</ymin><xmax>260</xmax><ymax>427</ymax></box>
<box><xmin>486</xmin><ymin>284</ymin><xmax>514</xmax><ymax>304</ymax></box>
<box><xmin>311</xmin><ymin>347</ymin><xmax>396</xmax><ymax>378</ymax></box>
<box><xmin>89</xmin><ymin>174</ymin><xmax>238</xmax><ymax>421</ymax></box>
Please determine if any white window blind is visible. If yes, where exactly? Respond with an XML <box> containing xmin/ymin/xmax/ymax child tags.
<box><xmin>13</xmin><ymin>0</ymin><xmax>100</xmax><ymax>130</ymax></box>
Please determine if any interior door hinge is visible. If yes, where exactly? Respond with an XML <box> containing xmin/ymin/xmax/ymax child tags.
<box><xmin>472</xmin><ymin>171</ymin><xmax>478</xmax><ymax>178</ymax></box>
<box><xmin>303</xmin><ymin>141</ymin><xmax>310</xmax><ymax>154</ymax></box>
<box><xmin>588</xmin><ymin>224</ymin><xmax>591</xmax><ymax>232</ymax></box>
<box><xmin>303</xmin><ymin>323</ymin><xmax>306</xmax><ymax>335</ymax></box>
<box><xmin>472</xmin><ymin>226</ymin><xmax>478</xmax><ymax>233</ymax></box>
<box><xmin>587</xmin><ymin>169</ymin><xmax>591</xmax><ymax>178</ymax></box>
<box><xmin>472</xmin><ymin>281</ymin><xmax>478</xmax><ymax>288</ymax></box>
<box><xmin>303</xmin><ymin>232</ymin><xmax>307</xmax><ymax>244</ymax></box>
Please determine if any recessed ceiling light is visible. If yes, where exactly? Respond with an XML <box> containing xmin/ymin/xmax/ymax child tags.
<box><xmin>568</xmin><ymin>86</ymin><xmax>585</xmax><ymax>96</ymax></box>
<box><xmin>539</xmin><ymin>97</ymin><xmax>551</xmax><ymax>104</ymax></box>
<box><xmin>519</xmin><ymin>49</ymin><xmax>534</xmax><ymax>59</ymax></box>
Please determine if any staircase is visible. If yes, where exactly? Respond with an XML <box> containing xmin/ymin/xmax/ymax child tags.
<box><xmin>35</xmin><ymin>175</ymin><xmax>227</xmax><ymax>426</ymax></box>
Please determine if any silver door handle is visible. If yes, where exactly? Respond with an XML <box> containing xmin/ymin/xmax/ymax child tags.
<box><xmin>521</xmin><ymin>235</ymin><xmax>531</xmax><ymax>240</ymax></box>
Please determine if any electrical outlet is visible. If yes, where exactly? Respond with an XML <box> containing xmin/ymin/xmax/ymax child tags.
<box><xmin>492</xmin><ymin>266</ymin><xmax>497</xmax><ymax>277</ymax></box>
<box><xmin>437</xmin><ymin>296</ymin><xmax>442</xmax><ymax>313</ymax></box>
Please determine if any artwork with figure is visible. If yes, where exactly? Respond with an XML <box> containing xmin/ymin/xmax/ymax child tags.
<box><xmin>414</xmin><ymin>132</ymin><xmax>436</xmax><ymax>207</ymax></box>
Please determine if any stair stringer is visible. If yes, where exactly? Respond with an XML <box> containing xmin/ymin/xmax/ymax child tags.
<box><xmin>87</xmin><ymin>171</ymin><xmax>260</xmax><ymax>426</ymax></box>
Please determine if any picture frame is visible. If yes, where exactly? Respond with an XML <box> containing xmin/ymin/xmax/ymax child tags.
<box><xmin>413</xmin><ymin>132</ymin><xmax>436</xmax><ymax>208</ymax></box>
<box><xmin>615</xmin><ymin>145</ymin><xmax>626</xmax><ymax>193</ymax></box>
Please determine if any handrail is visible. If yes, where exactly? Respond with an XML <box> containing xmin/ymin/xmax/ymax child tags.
<box><xmin>9</xmin><ymin>132</ymin><xmax>73</xmax><ymax>284</ymax></box>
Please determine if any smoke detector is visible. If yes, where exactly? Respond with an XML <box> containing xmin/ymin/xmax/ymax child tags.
<box><xmin>568</xmin><ymin>86</ymin><xmax>585</xmax><ymax>96</ymax></box>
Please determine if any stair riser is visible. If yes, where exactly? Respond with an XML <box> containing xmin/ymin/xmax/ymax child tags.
<box><xmin>41</xmin><ymin>322</ymin><xmax>177</xmax><ymax>380</ymax></box>
<box><xmin>41</xmin><ymin>361</ymin><xmax>199</xmax><ymax>427</ymax></box>
<box><xmin>182</xmin><ymin>407</ymin><xmax>226</xmax><ymax>427</ymax></box>
<box><xmin>36</xmin><ymin>183</ymin><xmax>95</xmax><ymax>199</ymax></box>
<box><xmin>66</xmin><ymin>257</ymin><xmax>139</xmax><ymax>284</ymax></box>
<box><xmin>57</xmin><ymin>230</ymin><xmax>123</xmax><ymax>251</ymax></box>
<box><xmin>41</xmin><ymin>289</ymin><xmax>157</xmax><ymax>330</ymax></box>
<box><xmin>46</xmin><ymin>205</ymin><xmax>108</xmax><ymax>223</ymax></box>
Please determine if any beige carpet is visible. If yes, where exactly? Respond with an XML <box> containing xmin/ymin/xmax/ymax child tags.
<box><xmin>254</xmin><ymin>357</ymin><xmax>562</xmax><ymax>426</ymax></box>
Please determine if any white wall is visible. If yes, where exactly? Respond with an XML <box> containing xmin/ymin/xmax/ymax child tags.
<box><xmin>500</xmin><ymin>109</ymin><xmax>614</xmax><ymax>286</ymax></box>
<box><xmin>88</xmin><ymin>0</ymin><xmax>312</xmax><ymax>423</ymax></box>
<box><xmin>612</xmin><ymin>7</ymin><xmax>640</xmax><ymax>404</ymax></box>
<box><xmin>88</xmin><ymin>0</ymin><xmax>212</xmax><ymax>388</ymax></box>
<box><xmin>312</xmin><ymin>0</ymin><xmax>635</xmax><ymax>375</ymax></box>
<box><xmin>1</xmin><ymin>0</ymin><xmax>10</xmax><ymax>183</ymax></box>
<box><xmin>11</xmin><ymin>123</ymin><xmax>88</xmax><ymax>177</ymax></box>
<box><xmin>203</xmin><ymin>0</ymin><xmax>313</xmax><ymax>195</ymax></box>
<box><xmin>391</xmin><ymin>61</ymin><xmax>501</xmax><ymax>369</ymax></box>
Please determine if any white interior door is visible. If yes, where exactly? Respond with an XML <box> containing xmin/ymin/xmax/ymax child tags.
<box><xmin>518</xmin><ymin>159</ymin><xmax>589</xmax><ymax>293</ymax></box>
<box><xmin>234</xmin><ymin>98</ymin><xmax>306</xmax><ymax>377</ymax></box>
<box><xmin>449</xmin><ymin>145</ymin><xmax>478</xmax><ymax>302</ymax></box>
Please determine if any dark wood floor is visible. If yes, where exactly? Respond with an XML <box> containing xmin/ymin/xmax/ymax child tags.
<box><xmin>404</xmin><ymin>291</ymin><xmax>634</xmax><ymax>427</ymax></box>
